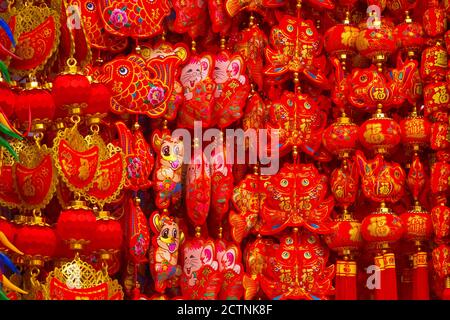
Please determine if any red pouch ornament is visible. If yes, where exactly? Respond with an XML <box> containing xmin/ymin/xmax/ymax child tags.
<box><xmin>115</xmin><ymin>121</ymin><xmax>154</xmax><ymax>191</ymax></box>
<box><xmin>267</xmin><ymin>91</ymin><xmax>327</xmax><ymax>157</ymax></box>
<box><xmin>430</xmin><ymin>161</ymin><xmax>450</xmax><ymax>196</ymax></box>
<box><xmin>13</xmin><ymin>141</ymin><xmax>57</xmax><ymax>212</ymax></box>
<box><xmin>127</xmin><ymin>197</ymin><xmax>150</xmax><ymax>264</ymax></box>
<box><xmin>229</xmin><ymin>168</ymin><xmax>269</xmax><ymax>243</ymax></box>
<box><xmin>259</xmin><ymin>230</ymin><xmax>335</xmax><ymax>300</ymax></box>
<box><xmin>180</xmin><ymin>237</ymin><xmax>222</xmax><ymax>299</ymax></box>
<box><xmin>100</xmin><ymin>0</ymin><xmax>170</xmax><ymax>38</ymax></box>
<box><xmin>208</xmin><ymin>0</ymin><xmax>231</xmax><ymax>35</ymax></box>
<box><xmin>209</xmin><ymin>143</ymin><xmax>233</xmax><ymax>230</ymax></box>
<box><xmin>213</xmin><ymin>51</ymin><xmax>250</xmax><ymax>128</ymax></box>
<box><xmin>424</xmin><ymin>82</ymin><xmax>449</xmax><ymax>119</ymax></box>
<box><xmin>52</xmin><ymin>121</ymin><xmax>101</xmax><ymax>194</ymax></box>
<box><xmin>430</xmin><ymin>122</ymin><xmax>450</xmax><ymax>151</ymax></box>
<box><xmin>186</xmin><ymin>149</ymin><xmax>211</xmax><ymax>228</ymax></box>
<box><xmin>233</xmin><ymin>22</ymin><xmax>268</xmax><ymax>90</ymax></box>
<box><xmin>423</xmin><ymin>0</ymin><xmax>447</xmax><ymax>37</ymax></box>
<box><xmin>7</xmin><ymin>3</ymin><xmax>60</xmax><ymax>76</ymax></box>
<box><xmin>177</xmin><ymin>54</ymin><xmax>216</xmax><ymax>128</ymax></box>
<box><xmin>355</xmin><ymin>151</ymin><xmax>406</xmax><ymax>203</ymax></box>
<box><xmin>149</xmin><ymin>211</ymin><xmax>184</xmax><ymax>293</ymax></box>
<box><xmin>264</xmin><ymin>14</ymin><xmax>329</xmax><ymax>88</ymax></box>
<box><xmin>420</xmin><ymin>42</ymin><xmax>447</xmax><ymax>84</ymax></box>
<box><xmin>152</xmin><ymin>129</ymin><xmax>184</xmax><ymax>210</ymax></box>
<box><xmin>258</xmin><ymin>163</ymin><xmax>334</xmax><ymax>235</ymax></box>
<box><xmin>170</xmin><ymin>0</ymin><xmax>208</xmax><ymax>38</ymax></box>
<box><xmin>96</xmin><ymin>53</ymin><xmax>183</xmax><ymax>118</ymax></box>
<box><xmin>330</xmin><ymin>160</ymin><xmax>359</xmax><ymax>208</ymax></box>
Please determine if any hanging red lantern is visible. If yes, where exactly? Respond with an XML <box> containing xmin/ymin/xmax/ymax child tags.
<box><xmin>431</xmin><ymin>204</ymin><xmax>450</xmax><ymax>243</ymax></box>
<box><xmin>324</xmin><ymin>211</ymin><xmax>362</xmax><ymax>253</ymax></box>
<box><xmin>400</xmin><ymin>205</ymin><xmax>433</xmax><ymax>242</ymax></box>
<box><xmin>400</xmin><ymin>110</ymin><xmax>431</xmax><ymax>149</ymax></box>
<box><xmin>90</xmin><ymin>210</ymin><xmax>123</xmax><ymax>257</ymax></box>
<box><xmin>420</xmin><ymin>42</ymin><xmax>447</xmax><ymax>84</ymax></box>
<box><xmin>359</xmin><ymin>108</ymin><xmax>402</xmax><ymax>155</ymax></box>
<box><xmin>56</xmin><ymin>198</ymin><xmax>97</xmax><ymax>252</ymax></box>
<box><xmin>0</xmin><ymin>82</ymin><xmax>15</xmax><ymax>118</ymax></box>
<box><xmin>356</xmin><ymin>18</ymin><xmax>397</xmax><ymax>67</ymax></box>
<box><xmin>52</xmin><ymin>58</ymin><xmax>91</xmax><ymax>116</ymax></box>
<box><xmin>85</xmin><ymin>82</ymin><xmax>111</xmax><ymax>120</ymax></box>
<box><xmin>423</xmin><ymin>0</ymin><xmax>447</xmax><ymax>37</ymax></box>
<box><xmin>14</xmin><ymin>211</ymin><xmax>57</xmax><ymax>267</ymax></box>
<box><xmin>394</xmin><ymin>12</ymin><xmax>425</xmax><ymax>58</ymax></box>
<box><xmin>432</xmin><ymin>244</ymin><xmax>450</xmax><ymax>300</ymax></box>
<box><xmin>15</xmin><ymin>84</ymin><xmax>55</xmax><ymax>132</ymax></box>
<box><xmin>423</xmin><ymin>82</ymin><xmax>449</xmax><ymax>118</ymax></box>
<box><xmin>324</xmin><ymin>12</ymin><xmax>360</xmax><ymax>66</ymax></box>
<box><xmin>322</xmin><ymin>114</ymin><xmax>359</xmax><ymax>159</ymax></box>
<box><xmin>361</xmin><ymin>203</ymin><xmax>405</xmax><ymax>300</ymax></box>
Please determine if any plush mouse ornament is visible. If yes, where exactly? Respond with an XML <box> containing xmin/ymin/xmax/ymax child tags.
<box><xmin>213</xmin><ymin>51</ymin><xmax>250</xmax><ymax>128</ymax></box>
<box><xmin>180</xmin><ymin>237</ymin><xmax>223</xmax><ymax>299</ymax></box>
<box><xmin>177</xmin><ymin>54</ymin><xmax>216</xmax><ymax>128</ymax></box>
<box><xmin>149</xmin><ymin>211</ymin><xmax>184</xmax><ymax>293</ymax></box>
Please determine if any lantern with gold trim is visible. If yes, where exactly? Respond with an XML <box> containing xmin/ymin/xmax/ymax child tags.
<box><xmin>432</xmin><ymin>244</ymin><xmax>450</xmax><ymax>300</ymax></box>
<box><xmin>56</xmin><ymin>198</ymin><xmax>97</xmax><ymax>253</ymax></box>
<box><xmin>359</xmin><ymin>105</ymin><xmax>402</xmax><ymax>156</ymax></box>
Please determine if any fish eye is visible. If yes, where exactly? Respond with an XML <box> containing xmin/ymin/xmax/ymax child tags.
<box><xmin>118</xmin><ymin>66</ymin><xmax>128</xmax><ymax>76</ymax></box>
<box><xmin>86</xmin><ymin>2</ymin><xmax>95</xmax><ymax>11</ymax></box>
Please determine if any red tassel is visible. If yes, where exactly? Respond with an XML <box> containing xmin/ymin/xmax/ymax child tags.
<box><xmin>335</xmin><ymin>260</ymin><xmax>357</xmax><ymax>300</ymax></box>
<box><xmin>374</xmin><ymin>254</ymin><xmax>385</xmax><ymax>300</ymax></box>
<box><xmin>382</xmin><ymin>253</ymin><xmax>398</xmax><ymax>300</ymax></box>
<box><xmin>412</xmin><ymin>251</ymin><xmax>429</xmax><ymax>300</ymax></box>
<box><xmin>399</xmin><ymin>266</ymin><xmax>412</xmax><ymax>300</ymax></box>
<box><xmin>442</xmin><ymin>277</ymin><xmax>450</xmax><ymax>300</ymax></box>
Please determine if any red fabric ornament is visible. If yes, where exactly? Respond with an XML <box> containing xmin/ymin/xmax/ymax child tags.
<box><xmin>56</xmin><ymin>200</ymin><xmax>97</xmax><ymax>252</ymax></box>
<box><xmin>359</xmin><ymin>113</ymin><xmax>401</xmax><ymax>155</ymax></box>
<box><xmin>322</xmin><ymin>115</ymin><xmax>359</xmax><ymax>159</ymax></box>
<box><xmin>15</xmin><ymin>214</ymin><xmax>57</xmax><ymax>262</ymax></box>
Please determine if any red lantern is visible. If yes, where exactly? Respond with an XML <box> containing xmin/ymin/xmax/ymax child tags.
<box><xmin>423</xmin><ymin>1</ymin><xmax>447</xmax><ymax>37</ymax></box>
<box><xmin>359</xmin><ymin>111</ymin><xmax>401</xmax><ymax>155</ymax></box>
<box><xmin>420</xmin><ymin>43</ymin><xmax>447</xmax><ymax>84</ymax></box>
<box><xmin>324</xmin><ymin>18</ymin><xmax>360</xmax><ymax>60</ymax></box>
<box><xmin>394</xmin><ymin>14</ymin><xmax>425</xmax><ymax>57</ymax></box>
<box><xmin>56</xmin><ymin>199</ymin><xmax>97</xmax><ymax>252</ymax></box>
<box><xmin>424</xmin><ymin>82</ymin><xmax>449</xmax><ymax>118</ymax></box>
<box><xmin>322</xmin><ymin>115</ymin><xmax>359</xmax><ymax>159</ymax></box>
<box><xmin>356</xmin><ymin>18</ymin><xmax>397</xmax><ymax>65</ymax></box>
<box><xmin>400</xmin><ymin>206</ymin><xmax>433</xmax><ymax>242</ymax></box>
<box><xmin>361</xmin><ymin>204</ymin><xmax>404</xmax><ymax>300</ymax></box>
<box><xmin>361</xmin><ymin>207</ymin><xmax>405</xmax><ymax>244</ymax></box>
<box><xmin>52</xmin><ymin>58</ymin><xmax>91</xmax><ymax>116</ymax></box>
<box><xmin>0</xmin><ymin>82</ymin><xmax>15</xmax><ymax>118</ymax></box>
<box><xmin>432</xmin><ymin>244</ymin><xmax>450</xmax><ymax>300</ymax></box>
<box><xmin>400</xmin><ymin>111</ymin><xmax>431</xmax><ymax>148</ymax></box>
<box><xmin>90</xmin><ymin>210</ymin><xmax>123</xmax><ymax>255</ymax></box>
<box><xmin>324</xmin><ymin>213</ymin><xmax>362</xmax><ymax>253</ymax></box>
<box><xmin>14</xmin><ymin>212</ymin><xmax>57</xmax><ymax>266</ymax></box>
<box><xmin>15</xmin><ymin>87</ymin><xmax>55</xmax><ymax>131</ymax></box>
<box><xmin>431</xmin><ymin>204</ymin><xmax>450</xmax><ymax>243</ymax></box>
<box><xmin>85</xmin><ymin>82</ymin><xmax>111</xmax><ymax>117</ymax></box>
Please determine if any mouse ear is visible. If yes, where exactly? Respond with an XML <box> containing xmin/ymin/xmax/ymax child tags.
<box><xmin>202</xmin><ymin>244</ymin><xmax>214</xmax><ymax>264</ymax></box>
<box><xmin>226</xmin><ymin>249</ymin><xmax>236</xmax><ymax>265</ymax></box>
